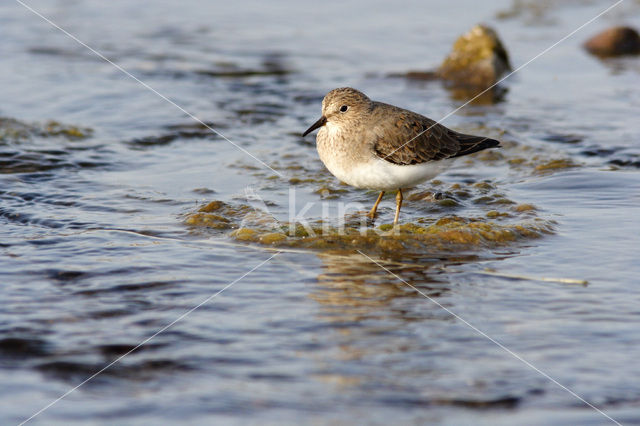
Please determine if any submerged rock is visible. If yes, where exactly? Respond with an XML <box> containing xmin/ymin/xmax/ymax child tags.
<box><xmin>438</xmin><ymin>25</ymin><xmax>512</xmax><ymax>88</ymax></box>
<box><xmin>584</xmin><ymin>26</ymin><xmax>640</xmax><ymax>57</ymax></box>
<box><xmin>184</xmin><ymin>183</ymin><xmax>554</xmax><ymax>256</ymax></box>
<box><xmin>222</xmin><ymin>215</ymin><xmax>553</xmax><ymax>254</ymax></box>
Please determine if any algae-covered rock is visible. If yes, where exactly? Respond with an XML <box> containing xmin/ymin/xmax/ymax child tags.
<box><xmin>314</xmin><ymin>185</ymin><xmax>349</xmax><ymax>199</ymax></box>
<box><xmin>42</xmin><ymin>120</ymin><xmax>92</xmax><ymax>139</ymax></box>
<box><xmin>258</xmin><ymin>232</ymin><xmax>288</xmax><ymax>244</ymax></box>
<box><xmin>486</xmin><ymin>210</ymin><xmax>510</xmax><ymax>218</ymax></box>
<box><xmin>534</xmin><ymin>158</ymin><xmax>578</xmax><ymax>172</ymax></box>
<box><xmin>184</xmin><ymin>198</ymin><xmax>284</xmax><ymax>235</ymax></box>
<box><xmin>0</xmin><ymin>117</ymin><xmax>92</xmax><ymax>143</ymax></box>
<box><xmin>513</xmin><ymin>203</ymin><xmax>537</xmax><ymax>213</ymax></box>
<box><xmin>0</xmin><ymin>118</ymin><xmax>33</xmax><ymax>143</ymax></box>
<box><xmin>198</xmin><ymin>200</ymin><xmax>226</xmax><ymax>213</ymax></box>
<box><xmin>185</xmin><ymin>176</ymin><xmax>555</xmax><ymax>256</ymax></box>
<box><xmin>584</xmin><ymin>26</ymin><xmax>640</xmax><ymax>57</ymax></box>
<box><xmin>186</xmin><ymin>201</ymin><xmax>553</xmax><ymax>254</ymax></box>
<box><xmin>438</xmin><ymin>25</ymin><xmax>511</xmax><ymax>88</ymax></box>
<box><xmin>184</xmin><ymin>200</ymin><xmax>252</xmax><ymax>230</ymax></box>
<box><xmin>230</xmin><ymin>228</ymin><xmax>258</xmax><ymax>241</ymax></box>
<box><xmin>184</xmin><ymin>213</ymin><xmax>232</xmax><ymax>229</ymax></box>
<box><xmin>474</xmin><ymin>136</ymin><xmax>584</xmax><ymax>177</ymax></box>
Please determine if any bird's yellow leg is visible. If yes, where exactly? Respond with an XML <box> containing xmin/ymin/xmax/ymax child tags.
<box><xmin>367</xmin><ymin>191</ymin><xmax>385</xmax><ymax>218</ymax></box>
<box><xmin>393</xmin><ymin>189</ymin><xmax>403</xmax><ymax>224</ymax></box>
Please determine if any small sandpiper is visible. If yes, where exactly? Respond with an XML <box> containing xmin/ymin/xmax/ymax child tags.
<box><xmin>302</xmin><ymin>87</ymin><xmax>500</xmax><ymax>224</ymax></box>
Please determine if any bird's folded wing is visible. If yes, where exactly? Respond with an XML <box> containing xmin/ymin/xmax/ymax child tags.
<box><xmin>371</xmin><ymin>109</ymin><xmax>460</xmax><ymax>165</ymax></box>
<box><xmin>371</xmin><ymin>106</ymin><xmax>500</xmax><ymax>165</ymax></box>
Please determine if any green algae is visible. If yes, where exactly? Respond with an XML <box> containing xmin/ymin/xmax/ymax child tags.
<box><xmin>513</xmin><ymin>203</ymin><xmax>537</xmax><ymax>213</ymax></box>
<box><xmin>505</xmin><ymin>154</ymin><xmax>580</xmax><ymax>174</ymax></box>
<box><xmin>473</xmin><ymin>195</ymin><xmax>496</xmax><ymax>205</ymax></box>
<box><xmin>42</xmin><ymin>121</ymin><xmax>92</xmax><ymax>139</ymax></box>
<box><xmin>473</xmin><ymin>182</ymin><xmax>495</xmax><ymax>192</ymax></box>
<box><xmin>184</xmin><ymin>200</ymin><xmax>253</xmax><ymax>230</ymax></box>
<box><xmin>230</xmin><ymin>228</ymin><xmax>258</xmax><ymax>241</ymax></box>
<box><xmin>450</xmin><ymin>132</ymin><xmax>583</xmax><ymax>177</ymax></box>
<box><xmin>436</xmin><ymin>198</ymin><xmax>460</xmax><ymax>208</ymax></box>
<box><xmin>258</xmin><ymin>232</ymin><xmax>288</xmax><ymax>244</ymax></box>
<box><xmin>534</xmin><ymin>158</ymin><xmax>579</xmax><ymax>172</ymax></box>
<box><xmin>453</xmin><ymin>190</ymin><xmax>472</xmax><ymax>199</ymax></box>
<box><xmin>288</xmin><ymin>177</ymin><xmax>317</xmax><ymax>185</ymax></box>
<box><xmin>198</xmin><ymin>200</ymin><xmax>226</xmax><ymax>213</ymax></box>
<box><xmin>0</xmin><ymin>118</ymin><xmax>33</xmax><ymax>142</ymax></box>
<box><xmin>314</xmin><ymin>186</ymin><xmax>349</xmax><ymax>199</ymax></box>
<box><xmin>184</xmin><ymin>192</ymin><xmax>555</xmax><ymax>255</ymax></box>
<box><xmin>184</xmin><ymin>213</ymin><xmax>232</xmax><ymax>229</ymax></box>
<box><xmin>0</xmin><ymin>117</ymin><xmax>93</xmax><ymax>143</ymax></box>
<box><xmin>491</xmin><ymin>196</ymin><xmax>516</xmax><ymax>205</ymax></box>
<box><xmin>486</xmin><ymin>210</ymin><xmax>510</xmax><ymax>218</ymax></box>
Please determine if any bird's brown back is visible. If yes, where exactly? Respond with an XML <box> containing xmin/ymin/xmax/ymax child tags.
<box><xmin>369</xmin><ymin>102</ymin><xmax>500</xmax><ymax>165</ymax></box>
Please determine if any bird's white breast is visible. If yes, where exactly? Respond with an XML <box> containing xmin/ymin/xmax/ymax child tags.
<box><xmin>316</xmin><ymin>123</ymin><xmax>451</xmax><ymax>191</ymax></box>
<box><xmin>344</xmin><ymin>157</ymin><xmax>450</xmax><ymax>190</ymax></box>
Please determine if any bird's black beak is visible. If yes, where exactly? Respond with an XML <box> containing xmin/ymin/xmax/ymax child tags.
<box><xmin>302</xmin><ymin>116</ymin><xmax>327</xmax><ymax>137</ymax></box>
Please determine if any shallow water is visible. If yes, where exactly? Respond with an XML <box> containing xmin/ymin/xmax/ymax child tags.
<box><xmin>1</xmin><ymin>0</ymin><xmax>640</xmax><ymax>424</ymax></box>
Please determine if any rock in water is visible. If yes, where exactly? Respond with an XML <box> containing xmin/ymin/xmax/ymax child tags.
<box><xmin>438</xmin><ymin>25</ymin><xmax>511</xmax><ymax>88</ymax></box>
<box><xmin>584</xmin><ymin>26</ymin><xmax>640</xmax><ymax>57</ymax></box>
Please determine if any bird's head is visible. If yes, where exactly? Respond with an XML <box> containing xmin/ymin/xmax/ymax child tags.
<box><xmin>302</xmin><ymin>87</ymin><xmax>371</xmax><ymax>137</ymax></box>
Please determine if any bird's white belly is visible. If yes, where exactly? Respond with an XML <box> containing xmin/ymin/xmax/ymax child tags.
<box><xmin>316</xmin><ymin>124</ymin><xmax>450</xmax><ymax>191</ymax></box>
<box><xmin>332</xmin><ymin>157</ymin><xmax>450</xmax><ymax>191</ymax></box>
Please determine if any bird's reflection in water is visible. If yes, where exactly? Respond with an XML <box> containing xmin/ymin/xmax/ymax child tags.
<box><xmin>311</xmin><ymin>252</ymin><xmax>450</xmax><ymax>322</ymax></box>
<box><xmin>310</xmin><ymin>251</ymin><xmax>484</xmax><ymax>320</ymax></box>
<box><xmin>305</xmin><ymin>251</ymin><xmax>538</xmax><ymax>410</ymax></box>
<box><xmin>307</xmin><ymin>251</ymin><xmax>483</xmax><ymax>390</ymax></box>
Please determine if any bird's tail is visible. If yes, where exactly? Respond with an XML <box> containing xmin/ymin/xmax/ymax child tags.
<box><xmin>450</xmin><ymin>133</ymin><xmax>501</xmax><ymax>158</ymax></box>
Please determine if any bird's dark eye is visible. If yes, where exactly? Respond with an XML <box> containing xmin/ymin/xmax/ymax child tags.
<box><xmin>339</xmin><ymin>105</ymin><xmax>348</xmax><ymax>113</ymax></box>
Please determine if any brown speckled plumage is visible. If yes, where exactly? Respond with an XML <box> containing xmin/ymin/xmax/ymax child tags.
<box><xmin>370</xmin><ymin>102</ymin><xmax>499</xmax><ymax>165</ymax></box>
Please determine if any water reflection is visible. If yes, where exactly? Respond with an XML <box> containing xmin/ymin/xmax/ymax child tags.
<box><xmin>445</xmin><ymin>85</ymin><xmax>509</xmax><ymax>105</ymax></box>
<box><xmin>309</xmin><ymin>251</ymin><xmax>485</xmax><ymax>324</ymax></box>
<box><xmin>305</xmin><ymin>251</ymin><xmax>531</xmax><ymax>409</ymax></box>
